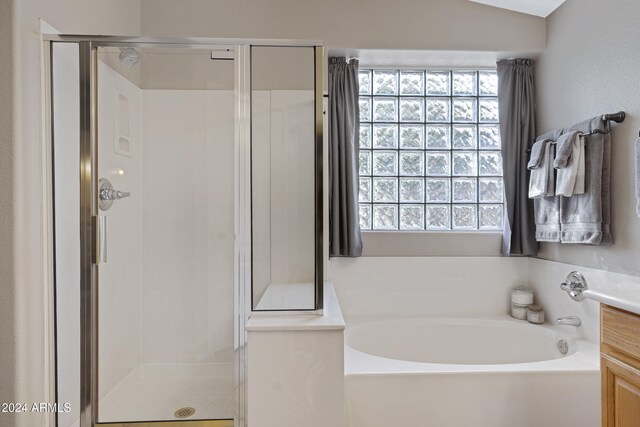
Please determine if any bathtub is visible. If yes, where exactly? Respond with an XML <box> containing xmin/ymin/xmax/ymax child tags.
<box><xmin>345</xmin><ymin>316</ymin><xmax>600</xmax><ymax>427</ymax></box>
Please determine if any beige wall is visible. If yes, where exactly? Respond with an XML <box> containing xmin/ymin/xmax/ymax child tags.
<box><xmin>2</xmin><ymin>1</ymin><xmax>140</xmax><ymax>426</ymax></box>
<box><xmin>140</xmin><ymin>0</ymin><xmax>545</xmax><ymax>53</ymax></box>
<box><xmin>535</xmin><ymin>0</ymin><xmax>640</xmax><ymax>276</ymax></box>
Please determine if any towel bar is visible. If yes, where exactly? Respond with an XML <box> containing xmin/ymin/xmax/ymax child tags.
<box><xmin>527</xmin><ymin>111</ymin><xmax>625</xmax><ymax>153</ymax></box>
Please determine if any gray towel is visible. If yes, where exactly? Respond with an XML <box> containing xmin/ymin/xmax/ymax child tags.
<box><xmin>528</xmin><ymin>141</ymin><xmax>555</xmax><ymax>199</ymax></box>
<box><xmin>553</xmin><ymin>130</ymin><xmax>581</xmax><ymax>168</ymax></box>
<box><xmin>533</xmin><ymin>130</ymin><xmax>562</xmax><ymax>242</ymax></box>
<box><xmin>554</xmin><ymin>131</ymin><xmax>583</xmax><ymax>196</ymax></box>
<box><xmin>533</xmin><ymin>117</ymin><xmax>612</xmax><ymax>245</ymax></box>
<box><xmin>527</xmin><ymin>139</ymin><xmax>547</xmax><ymax>169</ymax></box>
<box><xmin>559</xmin><ymin>116</ymin><xmax>611</xmax><ymax>245</ymax></box>
<box><xmin>573</xmin><ymin>138</ymin><xmax>586</xmax><ymax>195</ymax></box>
<box><xmin>636</xmin><ymin>138</ymin><xmax>640</xmax><ymax>217</ymax></box>
<box><xmin>534</xmin><ymin>196</ymin><xmax>561</xmax><ymax>242</ymax></box>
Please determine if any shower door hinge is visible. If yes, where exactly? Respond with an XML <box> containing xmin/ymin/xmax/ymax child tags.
<box><xmin>93</xmin><ymin>215</ymin><xmax>108</xmax><ymax>264</ymax></box>
<box><xmin>211</xmin><ymin>45</ymin><xmax>234</xmax><ymax>60</ymax></box>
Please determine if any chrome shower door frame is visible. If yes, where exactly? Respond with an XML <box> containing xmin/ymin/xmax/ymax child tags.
<box><xmin>78</xmin><ymin>40</ymin><xmax>98</xmax><ymax>427</ymax></box>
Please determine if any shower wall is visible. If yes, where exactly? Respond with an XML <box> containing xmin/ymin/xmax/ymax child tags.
<box><xmin>139</xmin><ymin>89</ymin><xmax>235</xmax><ymax>362</ymax></box>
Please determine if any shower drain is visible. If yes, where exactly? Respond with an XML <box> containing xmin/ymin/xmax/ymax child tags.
<box><xmin>174</xmin><ymin>407</ymin><xmax>196</xmax><ymax>419</ymax></box>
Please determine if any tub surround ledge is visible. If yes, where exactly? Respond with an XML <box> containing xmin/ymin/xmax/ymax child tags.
<box><xmin>246</xmin><ymin>282</ymin><xmax>345</xmax><ymax>331</ymax></box>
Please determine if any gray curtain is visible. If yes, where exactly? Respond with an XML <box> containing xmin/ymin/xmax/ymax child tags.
<box><xmin>328</xmin><ymin>57</ymin><xmax>362</xmax><ymax>257</ymax></box>
<box><xmin>497</xmin><ymin>59</ymin><xmax>538</xmax><ymax>256</ymax></box>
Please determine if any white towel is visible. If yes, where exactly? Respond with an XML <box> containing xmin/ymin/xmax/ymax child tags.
<box><xmin>555</xmin><ymin>131</ymin><xmax>583</xmax><ymax>197</ymax></box>
<box><xmin>529</xmin><ymin>141</ymin><xmax>554</xmax><ymax>199</ymax></box>
<box><xmin>636</xmin><ymin>138</ymin><xmax>640</xmax><ymax>217</ymax></box>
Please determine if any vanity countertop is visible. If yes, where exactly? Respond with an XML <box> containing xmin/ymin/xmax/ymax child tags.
<box><xmin>585</xmin><ymin>289</ymin><xmax>640</xmax><ymax>316</ymax></box>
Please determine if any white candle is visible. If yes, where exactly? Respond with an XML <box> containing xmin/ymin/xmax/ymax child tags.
<box><xmin>511</xmin><ymin>303</ymin><xmax>528</xmax><ymax>320</ymax></box>
<box><xmin>511</xmin><ymin>287</ymin><xmax>534</xmax><ymax>305</ymax></box>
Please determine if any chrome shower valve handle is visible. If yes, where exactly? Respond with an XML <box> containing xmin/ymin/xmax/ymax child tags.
<box><xmin>560</xmin><ymin>271</ymin><xmax>588</xmax><ymax>301</ymax></box>
<box><xmin>98</xmin><ymin>178</ymin><xmax>131</xmax><ymax>211</ymax></box>
<box><xmin>100</xmin><ymin>187</ymin><xmax>131</xmax><ymax>201</ymax></box>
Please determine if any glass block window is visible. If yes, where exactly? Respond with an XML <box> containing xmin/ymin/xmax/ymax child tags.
<box><xmin>358</xmin><ymin>69</ymin><xmax>504</xmax><ymax>231</ymax></box>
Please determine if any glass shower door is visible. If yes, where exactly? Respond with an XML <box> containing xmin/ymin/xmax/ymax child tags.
<box><xmin>94</xmin><ymin>45</ymin><xmax>236</xmax><ymax>425</ymax></box>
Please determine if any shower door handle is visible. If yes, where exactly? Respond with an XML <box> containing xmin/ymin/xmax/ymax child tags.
<box><xmin>94</xmin><ymin>215</ymin><xmax>108</xmax><ymax>264</ymax></box>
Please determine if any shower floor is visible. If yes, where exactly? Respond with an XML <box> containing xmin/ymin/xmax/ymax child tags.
<box><xmin>99</xmin><ymin>361</ymin><xmax>235</xmax><ymax>423</ymax></box>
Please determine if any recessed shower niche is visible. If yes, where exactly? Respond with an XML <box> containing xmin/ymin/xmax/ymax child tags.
<box><xmin>115</xmin><ymin>90</ymin><xmax>131</xmax><ymax>156</ymax></box>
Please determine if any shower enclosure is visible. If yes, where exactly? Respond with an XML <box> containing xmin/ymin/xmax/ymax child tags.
<box><xmin>47</xmin><ymin>37</ymin><xmax>323</xmax><ymax>427</ymax></box>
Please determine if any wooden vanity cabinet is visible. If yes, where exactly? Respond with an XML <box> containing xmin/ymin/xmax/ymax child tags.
<box><xmin>601</xmin><ymin>304</ymin><xmax>640</xmax><ymax>427</ymax></box>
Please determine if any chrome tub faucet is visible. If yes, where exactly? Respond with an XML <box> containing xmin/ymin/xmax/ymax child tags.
<box><xmin>556</xmin><ymin>315</ymin><xmax>582</xmax><ymax>327</ymax></box>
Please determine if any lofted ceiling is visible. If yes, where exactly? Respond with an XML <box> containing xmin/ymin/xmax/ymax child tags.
<box><xmin>469</xmin><ymin>0</ymin><xmax>566</xmax><ymax>17</ymax></box>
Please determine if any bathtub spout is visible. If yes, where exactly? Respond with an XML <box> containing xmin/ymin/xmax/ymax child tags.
<box><xmin>556</xmin><ymin>315</ymin><xmax>581</xmax><ymax>327</ymax></box>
